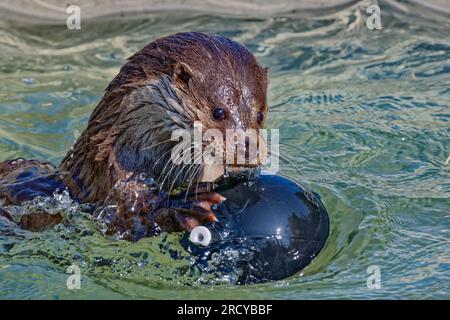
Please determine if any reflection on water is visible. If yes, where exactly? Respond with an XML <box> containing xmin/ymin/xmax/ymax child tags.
<box><xmin>0</xmin><ymin>1</ymin><xmax>449</xmax><ymax>298</ymax></box>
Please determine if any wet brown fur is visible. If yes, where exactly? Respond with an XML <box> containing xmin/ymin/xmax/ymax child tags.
<box><xmin>59</xmin><ymin>32</ymin><xmax>269</xmax><ymax>204</ymax></box>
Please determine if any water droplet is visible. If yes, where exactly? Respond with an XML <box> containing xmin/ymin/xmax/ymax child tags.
<box><xmin>21</xmin><ymin>77</ymin><xmax>36</xmax><ymax>85</ymax></box>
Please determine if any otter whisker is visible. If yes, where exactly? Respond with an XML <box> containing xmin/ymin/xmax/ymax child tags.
<box><xmin>190</xmin><ymin>164</ymin><xmax>204</xmax><ymax>203</ymax></box>
<box><xmin>178</xmin><ymin>141</ymin><xmax>210</xmax><ymax>185</ymax></box>
<box><xmin>166</xmin><ymin>164</ymin><xmax>189</xmax><ymax>196</ymax></box>
<box><xmin>269</xmin><ymin>149</ymin><xmax>305</xmax><ymax>176</ymax></box>
<box><xmin>176</xmin><ymin>161</ymin><xmax>204</xmax><ymax>201</ymax></box>
<box><xmin>155</xmin><ymin>139</ymin><xmax>201</xmax><ymax>182</ymax></box>
<box><xmin>167</xmin><ymin>147</ymin><xmax>201</xmax><ymax>196</ymax></box>
<box><xmin>178</xmin><ymin>162</ymin><xmax>200</xmax><ymax>199</ymax></box>
<box><xmin>153</xmin><ymin>145</ymin><xmax>181</xmax><ymax>186</ymax></box>
<box><xmin>160</xmin><ymin>146</ymin><xmax>199</xmax><ymax>194</ymax></box>
<box><xmin>266</xmin><ymin>148</ymin><xmax>313</xmax><ymax>193</ymax></box>
<box><xmin>268</xmin><ymin>149</ymin><xmax>303</xmax><ymax>176</ymax></box>
<box><xmin>153</xmin><ymin>147</ymin><xmax>176</xmax><ymax>170</ymax></box>
<box><xmin>140</xmin><ymin>138</ymin><xmax>174</xmax><ymax>151</ymax></box>
<box><xmin>157</xmin><ymin>157</ymin><xmax>180</xmax><ymax>190</ymax></box>
<box><xmin>195</xmin><ymin>174</ymin><xmax>201</xmax><ymax>204</ymax></box>
<box><xmin>281</xmin><ymin>152</ymin><xmax>306</xmax><ymax>176</ymax></box>
<box><xmin>157</xmin><ymin>143</ymin><xmax>197</xmax><ymax>189</ymax></box>
<box><xmin>278</xmin><ymin>142</ymin><xmax>306</xmax><ymax>154</ymax></box>
<box><xmin>179</xmin><ymin>150</ymin><xmax>204</xmax><ymax>195</ymax></box>
<box><xmin>184</xmin><ymin>162</ymin><xmax>203</xmax><ymax>203</ymax></box>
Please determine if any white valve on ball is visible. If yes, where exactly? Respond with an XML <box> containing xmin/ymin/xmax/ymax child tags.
<box><xmin>189</xmin><ymin>226</ymin><xmax>212</xmax><ymax>247</ymax></box>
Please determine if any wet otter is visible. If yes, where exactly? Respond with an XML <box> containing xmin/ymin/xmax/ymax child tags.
<box><xmin>0</xmin><ymin>32</ymin><xmax>269</xmax><ymax>241</ymax></box>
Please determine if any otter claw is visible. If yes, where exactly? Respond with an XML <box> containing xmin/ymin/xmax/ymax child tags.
<box><xmin>195</xmin><ymin>200</ymin><xmax>215</xmax><ymax>212</ymax></box>
<box><xmin>156</xmin><ymin>192</ymin><xmax>225</xmax><ymax>232</ymax></box>
<box><xmin>176</xmin><ymin>206</ymin><xmax>218</xmax><ymax>230</ymax></box>
<box><xmin>191</xmin><ymin>192</ymin><xmax>226</xmax><ymax>205</ymax></box>
<box><xmin>176</xmin><ymin>211</ymin><xmax>217</xmax><ymax>231</ymax></box>
<box><xmin>176</xmin><ymin>192</ymin><xmax>225</xmax><ymax>231</ymax></box>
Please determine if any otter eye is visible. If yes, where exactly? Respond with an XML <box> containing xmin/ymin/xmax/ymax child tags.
<box><xmin>212</xmin><ymin>107</ymin><xmax>226</xmax><ymax>121</ymax></box>
<box><xmin>257</xmin><ymin>111</ymin><xmax>264</xmax><ymax>125</ymax></box>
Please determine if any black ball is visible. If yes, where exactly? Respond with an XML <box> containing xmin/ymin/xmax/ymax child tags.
<box><xmin>181</xmin><ymin>174</ymin><xmax>330</xmax><ymax>284</ymax></box>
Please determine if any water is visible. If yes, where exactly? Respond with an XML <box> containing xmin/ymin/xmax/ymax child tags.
<box><xmin>0</xmin><ymin>1</ymin><xmax>449</xmax><ymax>299</ymax></box>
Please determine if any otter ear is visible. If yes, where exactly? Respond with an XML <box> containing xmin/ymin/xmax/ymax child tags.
<box><xmin>173</xmin><ymin>62</ymin><xmax>193</xmax><ymax>87</ymax></box>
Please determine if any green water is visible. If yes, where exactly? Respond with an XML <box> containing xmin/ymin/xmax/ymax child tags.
<box><xmin>0</xmin><ymin>3</ymin><xmax>449</xmax><ymax>299</ymax></box>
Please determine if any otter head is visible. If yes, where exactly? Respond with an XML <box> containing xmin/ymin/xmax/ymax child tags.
<box><xmin>60</xmin><ymin>32</ymin><xmax>269</xmax><ymax>202</ymax></box>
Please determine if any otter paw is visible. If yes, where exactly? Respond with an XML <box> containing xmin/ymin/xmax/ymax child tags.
<box><xmin>157</xmin><ymin>192</ymin><xmax>225</xmax><ymax>231</ymax></box>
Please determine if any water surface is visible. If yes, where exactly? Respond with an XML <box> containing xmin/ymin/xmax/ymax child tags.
<box><xmin>0</xmin><ymin>2</ymin><xmax>449</xmax><ymax>299</ymax></box>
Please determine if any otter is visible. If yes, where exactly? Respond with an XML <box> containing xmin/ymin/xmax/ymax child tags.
<box><xmin>0</xmin><ymin>32</ymin><xmax>269</xmax><ymax>241</ymax></box>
